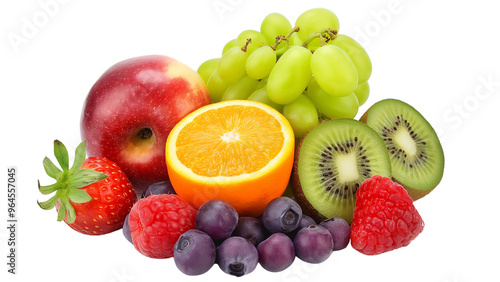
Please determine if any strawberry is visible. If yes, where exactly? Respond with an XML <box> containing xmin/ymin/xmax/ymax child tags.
<box><xmin>38</xmin><ymin>140</ymin><xmax>137</xmax><ymax>235</ymax></box>
<box><xmin>350</xmin><ymin>175</ymin><xmax>424</xmax><ymax>255</ymax></box>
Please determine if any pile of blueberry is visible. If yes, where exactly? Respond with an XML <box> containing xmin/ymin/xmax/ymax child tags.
<box><xmin>179</xmin><ymin>196</ymin><xmax>350</xmax><ymax>276</ymax></box>
<box><xmin>124</xmin><ymin>181</ymin><xmax>350</xmax><ymax>277</ymax></box>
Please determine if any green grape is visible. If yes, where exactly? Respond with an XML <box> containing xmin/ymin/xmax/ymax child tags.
<box><xmin>311</xmin><ymin>45</ymin><xmax>358</xmax><ymax>97</ymax></box>
<box><xmin>207</xmin><ymin>71</ymin><xmax>232</xmax><ymax>103</ymax></box>
<box><xmin>331</xmin><ymin>34</ymin><xmax>372</xmax><ymax>83</ymax></box>
<box><xmin>295</xmin><ymin>8</ymin><xmax>340</xmax><ymax>50</ymax></box>
<box><xmin>260</xmin><ymin>12</ymin><xmax>292</xmax><ymax>50</ymax></box>
<box><xmin>306</xmin><ymin>77</ymin><xmax>359</xmax><ymax>119</ymax></box>
<box><xmin>247</xmin><ymin>87</ymin><xmax>284</xmax><ymax>113</ymax></box>
<box><xmin>282</xmin><ymin>94</ymin><xmax>318</xmax><ymax>138</ymax></box>
<box><xmin>256</xmin><ymin>76</ymin><xmax>268</xmax><ymax>89</ymax></box>
<box><xmin>237</xmin><ymin>30</ymin><xmax>268</xmax><ymax>54</ymax></box>
<box><xmin>289</xmin><ymin>33</ymin><xmax>302</xmax><ymax>46</ymax></box>
<box><xmin>197</xmin><ymin>58</ymin><xmax>220</xmax><ymax>83</ymax></box>
<box><xmin>245</xmin><ymin>46</ymin><xmax>276</xmax><ymax>80</ymax></box>
<box><xmin>295</xmin><ymin>8</ymin><xmax>340</xmax><ymax>39</ymax></box>
<box><xmin>217</xmin><ymin>46</ymin><xmax>249</xmax><ymax>82</ymax></box>
<box><xmin>221</xmin><ymin>75</ymin><xmax>259</xmax><ymax>101</ymax></box>
<box><xmin>222</xmin><ymin>38</ymin><xmax>238</xmax><ymax>55</ymax></box>
<box><xmin>353</xmin><ymin>81</ymin><xmax>370</xmax><ymax>107</ymax></box>
<box><xmin>267</xmin><ymin>46</ymin><xmax>312</xmax><ymax>105</ymax></box>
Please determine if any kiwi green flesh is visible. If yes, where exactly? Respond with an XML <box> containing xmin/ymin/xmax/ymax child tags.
<box><xmin>361</xmin><ymin>99</ymin><xmax>444</xmax><ymax>195</ymax></box>
<box><xmin>292</xmin><ymin>119</ymin><xmax>391</xmax><ymax>224</ymax></box>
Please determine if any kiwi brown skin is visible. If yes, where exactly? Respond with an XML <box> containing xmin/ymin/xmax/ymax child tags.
<box><xmin>291</xmin><ymin>136</ymin><xmax>328</xmax><ymax>223</ymax></box>
<box><xmin>360</xmin><ymin>102</ymin><xmax>438</xmax><ymax>201</ymax></box>
<box><xmin>358</xmin><ymin>106</ymin><xmax>371</xmax><ymax>124</ymax></box>
<box><xmin>398</xmin><ymin>181</ymin><xmax>433</xmax><ymax>201</ymax></box>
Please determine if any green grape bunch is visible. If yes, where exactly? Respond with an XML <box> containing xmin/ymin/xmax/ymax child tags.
<box><xmin>197</xmin><ymin>8</ymin><xmax>373</xmax><ymax>139</ymax></box>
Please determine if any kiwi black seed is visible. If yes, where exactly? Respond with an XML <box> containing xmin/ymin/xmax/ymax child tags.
<box><xmin>360</xmin><ymin>99</ymin><xmax>444</xmax><ymax>200</ymax></box>
<box><xmin>291</xmin><ymin>119</ymin><xmax>391</xmax><ymax>224</ymax></box>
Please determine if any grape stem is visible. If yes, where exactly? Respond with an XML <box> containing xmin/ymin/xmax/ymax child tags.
<box><xmin>270</xmin><ymin>26</ymin><xmax>300</xmax><ymax>51</ymax></box>
<box><xmin>319</xmin><ymin>35</ymin><xmax>326</xmax><ymax>47</ymax></box>
<box><xmin>241</xmin><ymin>38</ymin><xmax>252</xmax><ymax>52</ymax></box>
<box><xmin>301</xmin><ymin>28</ymin><xmax>338</xmax><ymax>48</ymax></box>
<box><xmin>270</xmin><ymin>35</ymin><xmax>286</xmax><ymax>51</ymax></box>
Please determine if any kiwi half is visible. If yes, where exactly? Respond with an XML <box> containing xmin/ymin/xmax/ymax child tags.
<box><xmin>292</xmin><ymin>119</ymin><xmax>391</xmax><ymax>224</ymax></box>
<box><xmin>360</xmin><ymin>99</ymin><xmax>444</xmax><ymax>200</ymax></box>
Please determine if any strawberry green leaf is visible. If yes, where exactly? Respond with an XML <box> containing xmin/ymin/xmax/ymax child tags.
<box><xmin>70</xmin><ymin>140</ymin><xmax>87</xmax><ymax>174</ymax></box>
<box><xmin>43</xmin><ymin>157</ymin><xmax>62</xmax><ymax>179</ymax></box>
<box><xmin>66</xmin><ymin>204</ymin><xmax>76</xmax><ymax>224</ymax></box>
<box><xmin>57</xmin><ymin>203</ymin><xmax>66</xmax><ymax>222</ymax></box>
<box><xmin>60</xmin><ymin>197</ymin><xmax>76</xmax><ymax>224</ymax></box>
<box><xmin>54</xmin><ymin>140</ymin><xmax>69</xmax><ymax>172</ymax></box>
<box><xmin>38</xmin><ymin>180</ymin><xmax>61</xmax><ymax>195</ymax></box>
<box><xmin>37</xmin><ymin>193</ymin><xmax>60</xmax><ymax>210</ymax></box>
<box><xmin>68</xmin><ymin>187</ymin><xmax>92</xmax><ymax>203</ymax></box>
<box><xmin>69</xmin><ymin>169</ymin><xmax>108</xmax><ymax>188</ymax></box>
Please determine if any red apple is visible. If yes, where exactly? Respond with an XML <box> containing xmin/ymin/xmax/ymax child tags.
<box><xmin>81</xmin><ymin>55</ymin><xmax>211</xmax><ymax>195</ymax></box>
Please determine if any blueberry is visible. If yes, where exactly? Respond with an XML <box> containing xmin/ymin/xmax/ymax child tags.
<box><xmin>262</xmin><ymin>197</ymin><xmax>302</xmax><ymax>234</ymax></box>
<box><xmin>232</xmin><ymin>217</ymin><xmax>268</xmax><ymax>246</ymax></box>
<box><xmin>257</xmin><ymin>233</ymin><xmax>295</xmax><ymax>272</ymax></box>
<box><xmin>122</xmin><ymin>213</ymin><xmax>133</xmax><ymax>244</ymax></box>
<box><xmin>319</xmin><ymin>217</ymin><xmax>351</xmax><ymax>251</ymax></box>
<box><xmin>174</xmin><ymin>229</ymin><xmax>216</xmax><ymax>276</ymax></box>
<box><xmin>196</xmin><ymin>199</ymin><xmax>239</xmax><ymax>242</ymax></box>
<box><xmin>294</xmin><ymin>224</ymin><xmax>333</xmax><ymax>263</ymax></box>
<box><xmin>217</xmin><ymin>236</ymin><xmax>258</xmax><ymax>277</ymax></box>
<box><xmin>288</xmin><ymin>214</ymin><xmax>316</xmax><ymax>240</ymax></box>
<box><xmin>298</xmin><ymin>214</ymin><xmax>316</xmax><ymax>229</ymax></box>
<box><xmin>141</xmin><ymin>180</ymin><xmax>176</xmax><ymax>198</ymax></box>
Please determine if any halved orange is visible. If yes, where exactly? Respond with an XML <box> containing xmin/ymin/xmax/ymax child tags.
<box><xmin>165</xmin><ymin>100</ymin><xmax>295</xmax><ymax>216</ymax></box>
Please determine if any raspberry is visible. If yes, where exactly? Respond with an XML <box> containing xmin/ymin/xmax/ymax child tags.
<box><xmin>129</xmin><ymin>194</ymin><xmax>197</xmax><ymax>258</ymax></box>
<box><xmin>350</xmin><ymin>175</ymin><xmax>424</xmax><ymax>255</ymax></box>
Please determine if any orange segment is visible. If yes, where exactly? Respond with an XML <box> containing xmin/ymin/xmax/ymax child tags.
<box><xmin>166</xmin><ymin>100</ymin><xmax>295</xmax><ymax>216</ymax></box>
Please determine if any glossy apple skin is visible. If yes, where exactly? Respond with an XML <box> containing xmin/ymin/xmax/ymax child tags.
<box><xmin>81</xmin><ymin>55</ymin><xmax>211</xmax><ymax>195</ymax></box>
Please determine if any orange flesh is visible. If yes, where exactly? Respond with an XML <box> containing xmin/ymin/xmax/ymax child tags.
<box><xmin>175</xmin><ymin>105</ymin><xmax>284</xmax><ymax>177</ymax></box>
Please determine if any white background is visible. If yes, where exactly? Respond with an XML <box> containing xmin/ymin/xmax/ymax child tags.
<box><xmin>1</xmin><ymin>0</ymin><xmax>499</xmax><ymax>281</ymax></box>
